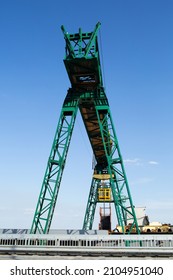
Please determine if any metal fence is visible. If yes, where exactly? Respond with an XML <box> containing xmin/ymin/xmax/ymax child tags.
<box><xmin>0</xmin><ymin>233</ymin><xmax>173</xmax><ymax>248</ymax></box>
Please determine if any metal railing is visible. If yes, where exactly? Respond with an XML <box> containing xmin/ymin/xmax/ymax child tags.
<box><xmin>0</xmin><ymin>233</ymin><xmax>173</xmax><ymax>249</ymax></box>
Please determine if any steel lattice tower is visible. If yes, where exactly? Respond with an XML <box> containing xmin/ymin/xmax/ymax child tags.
<box><xmin>30</xmin><ymin>23</ymin><xmax>140</xmax><ymax>234</ymax></box>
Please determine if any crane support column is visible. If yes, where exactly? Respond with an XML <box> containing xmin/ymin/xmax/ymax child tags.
<box><xmin>30</xmin><ymin>94</ymin><xmax>79</xmax><ymax>233</ymax></box>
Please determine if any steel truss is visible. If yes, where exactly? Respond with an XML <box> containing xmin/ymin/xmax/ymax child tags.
<box><xmin>31</xmin><ymin>23</ymin><xmax>140</xmax><ymax>234</ymax></box>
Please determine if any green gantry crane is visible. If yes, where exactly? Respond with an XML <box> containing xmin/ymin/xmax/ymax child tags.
<box><xmin>30</xmin><ymin>22</ymin><xmax>140</xmax><ymax>234</ymax></box>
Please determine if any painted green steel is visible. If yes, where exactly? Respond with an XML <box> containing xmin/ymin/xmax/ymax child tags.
<box><xmin>30</xmin><ymin>94</ymin><xmax>79</xmax><ymax>233</ymax></box>
<box><xmin>61</xmin><ymin>22</ymin><xmax>102</xmax><ymax>91</ymax></box>
<box><xmin>82</xmin><ymin>177</ymin><xmax>99</xmax><ymax>230</ymax></box>
<box><xmin>31</xmin><ymin>23</ymin><xmax>140</xmax><ymax>234</ymax></box>
<box><xmin>83</xmin><ymin>102</ymin><xmax>140</xmax><ymax>233</ymax></box>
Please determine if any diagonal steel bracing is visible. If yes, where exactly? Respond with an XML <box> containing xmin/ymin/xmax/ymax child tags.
<box><xmin>30</xmin><ymin>96</ymin><xmax>79</xmax><ymax>233</ymax></box>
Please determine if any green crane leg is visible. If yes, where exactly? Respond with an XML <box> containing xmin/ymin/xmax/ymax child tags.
<box><xmin>83</xmin><ymin>177</ymin><xmax>99</xmax><ymax>230</ymax></box>
<box><xmin>83</xmin><ymin>103</ymin><xmax>140</xmax><ymax>234</ymax></box>
<box><xmin>30</xmin><ymin>95</ymin><xmax>79</xmax><ymax>234</ymax></box>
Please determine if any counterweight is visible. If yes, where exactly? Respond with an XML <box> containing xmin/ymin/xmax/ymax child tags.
<box><xmin>30</xmin><ymin>23</ymin><xmax>140</xmax><ymax>234</ymax></box>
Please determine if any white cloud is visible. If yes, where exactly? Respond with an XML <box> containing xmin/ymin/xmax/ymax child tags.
<box><xmin>148</xmin><ymin>161</ymin><xmax>159</xmax><ymax>165</ymax></box>
<box><xmin>123</xmin><ymin>158</ymin><xmax>141</xmax><ymax>165</ymax></box>
<box><xmin>124</xmin><ymin>158</ymin><xmax>159</xmax><ymax>166</ymax></box>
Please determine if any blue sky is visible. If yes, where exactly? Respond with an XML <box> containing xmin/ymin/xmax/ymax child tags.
<box><xmin>0</xmin><ymin>0</ymin><xmax>173</xmax><ymax>229</ymax></box>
